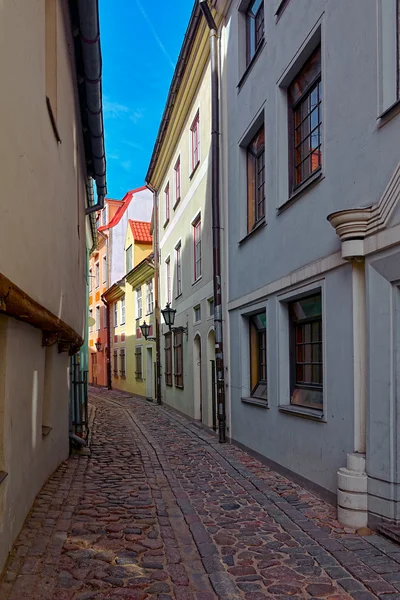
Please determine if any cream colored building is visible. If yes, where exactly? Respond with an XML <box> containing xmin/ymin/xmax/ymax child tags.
<box><xmin>0</xmin><ymin>0</ymin><xmax>106</xmax><ymax>571</ymax></box>
<box><xmin>146</xmin><ymin>4</ymin><xmax>223</xmax><ymax>426</ymax></box>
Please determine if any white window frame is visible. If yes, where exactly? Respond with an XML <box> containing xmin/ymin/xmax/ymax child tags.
<box><xmin>146</xmin><ymin>280</ymin><xmax>154</xmax><ymax>315</ymax></box>
<box><xmin>95</xmin><ymin>262</ymin><xmax>100</xmax><ymax>288</ymax></box>
<box><xmin>165</xmin><ymin>256</ymin><xmax>171</xmax><ymax>304</ymax></box>
<box><xmin>96</xmin><ymin>305</ymin><xmax>100</xmax><ymax>331</ymax></box>
<box><xmin>89</xmin><ymin>308</ymin><xmax>93</xmax><ymax>333</ymax></box>
<box><xmin>120</xmin><ymin>295</ymin><xmax>126</xmax><ymax>325</ymax></box>
<box><xmin>174</xmin><ymin>156</ymin><xmax>181</xmax><ymax>207</ymax></box>
<box><xmin>190</xmin><ymin>109</ymin><xmax>200</xmax><ymax>173</ymax></box>
<box><xmin>114</xmin><ymin>301</ymin><xmax>118</xmax><ymax>328</ymax></box>
<box><xmin>126</xmin><ymin>244</ymin><xmax>133</xmax><ymax>273</ymax></box>
<box><xmin>194</xmin><ymin>304</ymin><xmax>201</xmax><ymax>324</ymax></box>
<box><xmin>136</xmin><ymin>287</ymin><xmax>142</xmax><ymax>320</ymax></box>
<box><xmin>103</xmin><ymin>254</ymin><xmax>107</xmax><ymax>285</ymax></box>
<box><xmin>175</xmin><ymin>240</ymin><xmax>182</xmax><ymax>297</ymax></box>
<box><xmin>377</xmin><ymin>0</ymin><xmax>399</xmax><ymax>116</ymax></box>
<box><xmin>277</xmin><ymin>280</ymin><xmax>326</xmax><ymax>421</ymax></box>
<box><xmin>89</xmin><ymin>268</ymin><xmax>93</xmax><ymax>292</ymax></box>
<box><xmin>208</xmin><ymin>297</ymin><xmax>215</xmax><ymax>319</ymax></box>
<box><xmin>192</xmin><ymin>212</ymin><xmax>202</xmax><ymax>282</ymax></box>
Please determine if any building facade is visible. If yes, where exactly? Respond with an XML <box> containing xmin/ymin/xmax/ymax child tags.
<box><xmin>222</xmin><ymin>0</ymin><xmax>400</xmax><ymax>527</ymax></box>
<box><xmin>0</xmin><ymin>0</ymin><xmax>106</xmax><ymax>571</ymax></box>
<box><xmin>88</xmin><ymin>187</ymin><xmax>152</xmax><ymax>386</ymax></box>
<box><xmin>104</xmin><ymin>221</ymin><xmax>155</xmax><ymax>399</ymax></box>
<box><xmin>146</xmin><ymin>4</ymin><xmax>221</xmax><ymax>427</ymax></box>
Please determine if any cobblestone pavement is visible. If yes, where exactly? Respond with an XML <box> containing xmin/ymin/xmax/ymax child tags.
<box><xmin>2</xmin><ymin>389</ymin><xmax>400</xmax><ymax>600</ymax></box>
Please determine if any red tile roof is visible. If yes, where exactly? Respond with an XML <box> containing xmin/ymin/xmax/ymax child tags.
<box><xmin>98</xmin><ymin>185</ymin><xmax>147</xmax><ymax>232</ymax></box>
<box><xmin>129</xmin><ymin>220</ymin><xmax>152</xmax><ymax>243</ymax></box>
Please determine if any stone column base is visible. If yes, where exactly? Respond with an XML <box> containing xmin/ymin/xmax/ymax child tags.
<box><xmin>337</xmin><ymin>453</ymin><xmax>368</xmax><ymax>528</ymax></box>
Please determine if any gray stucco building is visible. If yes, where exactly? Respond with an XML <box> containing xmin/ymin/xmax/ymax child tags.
<box><xmin>220</xmin><ymin>0</ymin><xmax>400</xmax><ymax>528</ymax></box>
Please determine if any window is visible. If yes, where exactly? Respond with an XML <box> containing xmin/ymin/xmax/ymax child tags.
<box><xmin>246</xmin><ymin>0</ymin><xmax>265</xmax><ymax>66</ymax></box>
<box><xmin>289</xmin><ymin>294</ymin><xmax>322</xmax><ymax>409</ymax></box>
<box><xmin>95</xmin><ymin>262</ymin><xmax>100</xmax><ymax>288</ymax></box>
<box><xmin>114</xmin><ymin>301</ymin><xmax>118</xmax><ymax>328</ymax></box>
<box><xmin>174</xmin><ymin>330</ymin><xmax>184</xmax><ymax>388</ymax></box>
<box><xmin>165</xmin><ymin>182</ymin><xmax>170</xmax><ymax>223</ymax></box>
<box><xmin>89</xmin><ymin>309</ymin><xmax>93</xmax><ymax>333</ymax></box>
<box><xmin>175</xmin><ymin>242</ymin><xmax>182</xmax><ymax>297</ymax></box>
<box><xmin>174</xmin><ymin>157</ymin><xmax>181</xmax><ymax>204</ymax></box>
<box><xmin>96</xmin><ymin>306</ymin><xmax>100</xmax><ymax>331</ymax></box>
<box><xmin>126</xmin><ymin>245</ymin><xmax>133</xmax><ymax>273</ymax></box>
<box><xmin>136</xmin><ymin>287</ymin><xmax>142</xmax><ymax>319</ymax></box>
<box><xmin>208</xmin><ymin>298</ymin><xmax>215</xmax><ymax>317</ymax></box>
<box><xmin>193</xmin><ymin>216</ymin><xmax>202</xmax><ymax>280</ymax></box>
<box><xmin>120</xmin><ymin>295</ymin><xmax>125</xmax><ymax>325</ymax></box>
<box><xmin>101</xmin><ymin>206</ymin><xmax>107</xmax><ymax>227</ymax></box>
<box><xmin>103</xmin><ymin>255</ymin><xmax>107</xmax><ymax>285</ymax></box>
<box><xmin>190</xmin><ymin>111</ymin><xmax>200</xmax><ymax>173</ymax></box>
<box><xmin>146</xmin><ymin>280</ymin><xmax>154</xmax><ymax>314</ymax></box>
<box><xmin>103</xmin><ymin>306</ymin><xmax>107</xmax><ymax>329</ymax></box>
<box><xmin>249</xmin><ymin>312</ymin><xmax>267</xmax><ymax>400</ymax></box>
<box><xmin>247</xmin><ymin>126</ymin><xmax>265</xmax><ymax>232</ymax></box>
<box><xmin>378</xmin><ymin>0</ymin><xmax>400</xmax><ymax>113</ymax></box>
<box><xmin>194</xmin><ymin>305</ymin><xmax>201</xmax><ymax>323</ymax></box>
<box><xmin>135</xmin><ymin>346</ymin><xmax>143</xmax><ymax>380</ymax></box>
<box><xmin>289</xmin><ymin>47</ymin><xmax>322</xmax><ymax>191</ymax></box>
<box><xmin>164</xmin><ymin>332</ymin><xmax>173</xmax><ymax>386</ymax></box>
<box><xmin>113</xmin><ymin>349</ymin><xmax>118</xmax><ymax>377</ymax></box>
<box><xmin>166</xmin><ymin>258</ymin><xmax>171</xmax><ymax>304</ymax></box>
<box><xmin>89</xmin><ymin>268</ymin><xmax>93</xmax><ymax>292</ymax></box>
<box><xmin>120</xmin><ymin>348</ymin><xmax>126</xmax><ymax>378</ymax></box>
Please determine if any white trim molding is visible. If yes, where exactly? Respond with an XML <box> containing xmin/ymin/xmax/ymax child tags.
<box><xmin>328</xmin><ymin>161</ymin><xmax>400</xmax><ymax>259</ymax></box>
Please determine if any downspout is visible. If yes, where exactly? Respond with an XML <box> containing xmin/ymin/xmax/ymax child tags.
<box><xmin>328</xmin><ymin>210</ymin><xmax>369</xmax><ymax>529</ymax></box>
<box><xmin>147</xmin><ymin>183</ymin><xmax>162</xmax><ymax>405</ymax></box>
<box><xmin>75</xmin><ymin>0</ymin><xmax>107</xmax><ymax>214</ymax></box>
<box><xmin>98</xmin><ymin>230</ymin><xmax>112</xmax><ymax>390</ymax></box>
<box><xmin>199</xmin><ymin>0</ymin><xmax>226</xmax><ymax>443</ymax></box>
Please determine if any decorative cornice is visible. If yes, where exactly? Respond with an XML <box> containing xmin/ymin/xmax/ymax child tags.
<box><xmin>328</xmin><ymin>161</ymin><xmax>400</xmax><ymax>259</ymax></box>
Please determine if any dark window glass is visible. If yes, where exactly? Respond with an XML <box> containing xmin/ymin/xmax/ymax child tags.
<box><xmin>113</xmin><ymin>349</ymin><xmax>118</xmax><ymax>377</ymax></box>
<box><xmin>135</xmin><ymin>346</ymin><xmax>142</xmax><ymax>380</ymax></box>
<box><xmin>247</xmin><ymin>126</ymin><xmax>265</xmax><ymax>232</ymax></box>
<box><xmin>174</xmin><ymin>330</ymin><xmax>184</xmax><ymax>388</ymax></box>
<box><xmin>246</xmin><ymin>0</ymin><xmax>264</xmax><ymax>65</ymax></box>
<box><xmin>289</xmin><ymin>293</ymin><xmax>323</xmax><ymax>409</ymax></box>
<box><xmin>165</xmin><ymin>332</ymin><xmax>173</xmax><ymax>386</ymax></box>
<box><xmin>289</xmin><ymin>47</ymin><xmax>322</xmax><ymax>190</ymax></box>
<box><xmin>249</xmin><ymin>311</ymin><xmax>267</xmax><ymax>400</ymax></box>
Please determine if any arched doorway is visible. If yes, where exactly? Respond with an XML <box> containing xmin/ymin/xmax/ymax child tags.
<box><xmin>193</xmin><ymin>334</ymin><xmax>202</xmax><ymax>421</ymax></box>
<box><xmin>207</xmin><ymin>329</ymin><xmax>216</xmax><ymax>430</ymax></box>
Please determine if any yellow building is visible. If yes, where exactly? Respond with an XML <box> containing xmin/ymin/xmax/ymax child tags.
<box><xmin>145</xmin><ymin>3</ymin><xmax>223</xmax><ymax>425</ymax></box>
<box><xmin>104</xmin><ymin>221</ymin><xmax>155</xmax><ymax>399</ymax></box>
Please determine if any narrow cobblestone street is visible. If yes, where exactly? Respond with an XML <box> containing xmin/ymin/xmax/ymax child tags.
<box><xmin>2</xmin><ymin>388</ymin><xmax>400</xmax><ymax>600</ymax></box>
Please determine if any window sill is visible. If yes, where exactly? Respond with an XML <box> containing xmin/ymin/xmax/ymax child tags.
<box><xmin>237</xmin><ymin>39</ymin><xmax>266</xmax><ymax>91</ymax></box>
<box><xmin>279</xmin><ymin>405</ymin><xmax>324</xmax><ymax>421</ymax></box>
<box><xmin>135</xmin><ymin>377</ymin><xmax>143</xmax><ymax>382</ymax></box>
<box><xmin>175</xmin><ymin>385</ymin><xmax>184</xmax><ymax>390</ymax></box>
<box><xmin>275</xmin><ymin>0</ymin><xmax>290</xmax><ymax>21</ymax></box>
<box><xmin>0</xmin><ymin>471</ymin><xmax>8</xmax><ymax>485</ymax></box>
<box><xmin>241</xmin><ymin>397</ymin><xmax>268</xmax><ymax>408</ymax></box>
<box><xmin>238</xmin><ymin>217</ymin><xmax>266</xmax><ymax>246</ymax></box>
<box><xmin>189</xmin><ymin>161</ymin><xmax>200</xmax><ymax>180</ymax></box>
<box><xmin>377</xmin><ymin>99</ymin><xmax>400</xmax><ymax>128</ymax></box>
<box><xmin>192</xmin><ymin>276</ymin><xmax>202</xmax><ymax>287</ymax></box>
<box><xmin>42</xmin><ymin>426</ymin><xmax>52</xmax><ymax>437</ymax></box>
<box><xmin>175</xmin><ymin>293</ymin><xmax>182</xmax><ymax>300</ymax></box>
<box><xmin>173</xmin><ymin>198</ymin><xmax>181</xmax><ymax>210</ymax></box>
<box><xmin>163</xmin><ymin>218</ymin><xmax>170</xmax><ymax>229</ymax></box>
<box><xmin>277</xmin><ymin>170</ymin><xmax>324</xmax><ymax>215</ymax></box>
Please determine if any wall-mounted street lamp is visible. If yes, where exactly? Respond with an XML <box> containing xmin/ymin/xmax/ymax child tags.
<box><xmin>161</xmin><ymin>303</ymin><xmax>188</xmax><ymax>340</ymax></box>
<box><xmin>95</xmin><ymin>340</ymin><xmax>103</xmax><ymax>352</ymax></box>
<box><xmin>139</xmin><ymin>321</ymin><xmax>156</xmax><ymax>341</ymax></box>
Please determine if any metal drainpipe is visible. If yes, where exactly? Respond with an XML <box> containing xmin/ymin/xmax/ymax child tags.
<box><xmin>199</xmin><ymin>0</ymin><xmax>226</xmax><ymax>443</ymax></box>
<box><xmin>147</xmin><ymin>183</ymin><xmax>162</xmax><ymax>405</ymax></box>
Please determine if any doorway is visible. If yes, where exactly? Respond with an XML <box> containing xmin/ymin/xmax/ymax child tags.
<box><xmin>146</xmin><ymin>347</ymin><xmax>153</xmax><ymax>400</ymax></box>
<box><xmin>91</xmin><ymin>352</ymin><xmax>97</xmax><ymax>385</ymax></box>
<box><xmin>193</xmin><ymin>334</ymin><xmax>202</xmax><ymax>421</ymax></box>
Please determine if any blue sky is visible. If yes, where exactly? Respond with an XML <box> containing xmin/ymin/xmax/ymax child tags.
<box><xmin>99</xmin><ymin>0</ymin><xmax>193</xmax><ymax>199</ymax></box>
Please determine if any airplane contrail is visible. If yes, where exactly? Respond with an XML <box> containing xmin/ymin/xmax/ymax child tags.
<box><xmin>135</xmin><ymin>0</ymin><xmax>175</xmax><ymax>71</ymax></box>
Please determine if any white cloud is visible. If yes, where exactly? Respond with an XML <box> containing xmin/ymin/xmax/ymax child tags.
<box><xmin>103</xmin><ymin>98</ymin><xmax>130</xmax><ymax>119</ymax></box>
<box><xmin>121</xmin><ymin>160</ymin><xmax>133</xmax><ymax>172</ymax></box>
